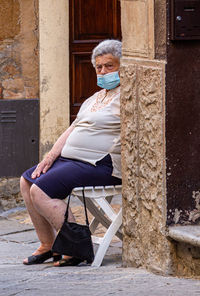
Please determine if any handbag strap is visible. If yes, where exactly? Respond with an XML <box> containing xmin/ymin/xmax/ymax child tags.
<box><xmin>65</xmin><ymin>188</ymin><xmax>89</xmax><ymax>226</ymax></box>
<box><xmin>82</xmin><ymin>188</ymin><xmax>90</xmax><ymax>226</ymax></box>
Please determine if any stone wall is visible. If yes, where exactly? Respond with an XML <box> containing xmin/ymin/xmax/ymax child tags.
<box><xmin>0</xmin><ymin>0</ymin><xmax>39</xmax><ymax>211</ymax></box>
<box><xmin>0</xmin><ymin>0</ymin><xmax>39</xmax><ymax>99</ymax></box>
<box><xmin>120</xmin><ymin>59</ymin><xmax>175</xmax><ymax>274</ymax></box>
<box><xmin>120</xmin><ymin>0</ymin><xmax>176</xmax><ymax>274</ymax></box>
<box><xmin>0</xmin><ymin>178</ymin><xmax>22</xmax><ymax>211</ymax></box>
<box><xmin>120</xmin><ymin>0</ymin><xmax>200</xmax><ymax>278</ymax></box>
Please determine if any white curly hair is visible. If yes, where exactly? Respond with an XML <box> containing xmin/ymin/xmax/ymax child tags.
<box><xmin>91</xmin><ymin>39</ymin><xmax>122</xmax><ymax>68</ymax></box>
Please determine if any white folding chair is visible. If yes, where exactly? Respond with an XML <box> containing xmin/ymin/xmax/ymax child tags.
<box><xmin>71</xmin><ymin>185</ymin><xmax>122</xmax><ymax>267</ymax></box>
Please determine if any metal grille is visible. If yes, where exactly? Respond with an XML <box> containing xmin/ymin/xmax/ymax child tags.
<box><xmin>0</xmin><ymin>99</ymin><xmax>39</xmax><ymax>177</ymax></box>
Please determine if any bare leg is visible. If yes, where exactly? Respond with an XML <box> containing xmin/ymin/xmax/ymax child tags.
<box><xmin>29</xmin><ymin>184</ymin><xmax>75</xmax><ymax>230</ymax></box>
<box><xmin>20</xmin><ymin>177</ymin><xmax>75</xmax><ymax>263</ymax></box>
<box><xmin>20</xmin><ymin>177</ymin><xmax>56</xmax><ymax>255</ymax></box>
<box><xmin>29</xmin><ymin>183</ymin><xmax>76</xmax><ymax>265</ymax></box>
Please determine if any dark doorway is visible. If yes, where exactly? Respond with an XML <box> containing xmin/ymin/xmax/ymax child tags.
<box><xmin>69</xmin><ymin>0</ymin><xmax>121</xmax><ymax>122</ymax></box>
<box><xmin>166</xmin><ymin>0</ymin><xmax>200</xmax><ymax>224</ymax></box>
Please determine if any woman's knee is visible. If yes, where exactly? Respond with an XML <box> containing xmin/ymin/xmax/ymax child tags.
<box><xmin>20</xmin><ymin>176</ymin><xmax>32</xmax><ymax>201</ymax></box>
<box><xmin>30</xmin><ymin>184</ymin><xmax>48</xmax><ymax>206</ymax></box>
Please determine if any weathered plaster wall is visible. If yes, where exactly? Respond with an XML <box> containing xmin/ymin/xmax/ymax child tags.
<box><xmin>0</xmin><ymin>0</ymin><xmax>39</xmax><ymax>99</ymax></box>
<box><xmin>18</xmin><ymin>0</ymin><xmax>39</xmax><ymax>99</ymax></box>
<box><xmin>120</xmin><ymin>0</ymin><xmax>175</xmax><ymax>274</ymax></box>
<box><xmin>39</xmin><ymin>0</ymin><xmax>70</xmax><ymax>158</ymax></box>
<box><xmin>0</xmin><ymin>0</ymin><xmax>39</xmax><ymax>211</ymax></box>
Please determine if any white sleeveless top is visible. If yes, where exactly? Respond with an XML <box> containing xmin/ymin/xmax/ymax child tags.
<box><xmin>61</xmin><ymin>86</ymin><xmax>121</xmax><ymax>178</ymax></box>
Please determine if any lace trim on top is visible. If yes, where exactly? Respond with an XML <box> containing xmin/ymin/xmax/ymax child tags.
<box><xmin>90</xmin><ymin>87</ymin><xmax>120</xmax><ymax>112</ymax></box>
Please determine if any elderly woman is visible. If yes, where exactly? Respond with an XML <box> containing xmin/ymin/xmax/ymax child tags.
<box><xmin>20</xmin><ymin>39</ymin><xmax>122</xmax><ymax>267</ymax></box>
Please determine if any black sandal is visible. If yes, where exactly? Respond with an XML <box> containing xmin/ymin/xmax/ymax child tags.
<box><xmin>54</xmin><ymin>257</ymin><xmax>84</xmax><ymax>267</ymax></box>
<box><xmin>23</xmin><ymin>250</ymin><xmax>62</xmax><ymax>265</ymax></box>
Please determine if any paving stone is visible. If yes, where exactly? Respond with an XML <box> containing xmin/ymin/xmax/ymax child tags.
<box><xmin>0</xmin><ymin>217</ymin><xmax>33</xmax><ymax>236</ymax></box>
<box><xmin>1</xmin><ymin>210</ymin><xmax>200</xmax><ymax>296</ymax></box>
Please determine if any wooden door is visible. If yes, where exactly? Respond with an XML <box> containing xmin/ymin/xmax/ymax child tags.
<box><xmin>69</xmin><ymin>0</ymin><xmax>121</xmax><ymax>122</ymax></box>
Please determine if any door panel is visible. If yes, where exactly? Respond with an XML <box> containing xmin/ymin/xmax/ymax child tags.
<box><xmin>69</xmin><ymin>0</ymin><xmax>121</xmax><ymax>122</ymax></box>
<box><xmin>73</xmin><ymin>0</ymin><xmax>115</xmax><ymax>41</ymax></box>
<box><xmin>71</xmin><ymin>53</ymin><xmax>98</xmax><ymax>121</ymax></box>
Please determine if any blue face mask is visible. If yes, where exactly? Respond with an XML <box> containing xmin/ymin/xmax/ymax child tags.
<box><xmin>97</xmin><ymin>71</ymin><xmax>120</xmax><ymax>90</ymax></box>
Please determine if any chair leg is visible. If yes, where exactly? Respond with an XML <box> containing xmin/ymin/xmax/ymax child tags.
<box><xmin>77</xmin><ymin>195</ymin><xmax>122</xmax><ymax>240</ymax></box>
<box><xmin>89</xmin><ymin>195</ymin><xmax>113</xmax><ymax>234</ymax></box>
<box><xmin>90</xmin><ymin>217</ymin><xmax>99</xmax><ymax>234</ymax></box>
<box><xmin>91</xmin><ymin>209</ymin><xmax>122</xmax><ymax>268</ymax></box>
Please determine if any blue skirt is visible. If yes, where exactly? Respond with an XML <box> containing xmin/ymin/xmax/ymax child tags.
<box><xmin>22</xmin><ymin>154</ymin><xmax>121</xmax><ymax>199</ymax></box>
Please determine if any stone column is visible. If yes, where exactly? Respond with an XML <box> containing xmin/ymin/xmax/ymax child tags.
<box><xmin>120</xmin><ymin>0</ymin><xmax>175</xmax><ymax>274</ymax></box>
<box><xmin>39</xmin><ymin>0</ymin><xmax>70</xmax><ymax>158</ymax></box>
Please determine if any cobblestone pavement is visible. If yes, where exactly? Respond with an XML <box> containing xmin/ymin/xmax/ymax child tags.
<box><xmin>1</xmin><ymin>207</ymin><xmax>200</xmax><ymax>296</ymax></box>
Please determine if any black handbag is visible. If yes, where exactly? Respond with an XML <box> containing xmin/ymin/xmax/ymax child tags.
<box><xmin>52</xmin><ymin>189</ymin><xmax>94</xmax><ymax>263</ymax></box>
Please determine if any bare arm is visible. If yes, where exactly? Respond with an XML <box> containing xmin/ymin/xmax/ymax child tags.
<box><xmin>31</xmin><ymin>124</ymin><xmax>75</xmax><ymax>178</ymax></box>
<box><xmin>45</xmin><ymin>124</ymin><xmax>75</xmax><ymax>161</ymax></box>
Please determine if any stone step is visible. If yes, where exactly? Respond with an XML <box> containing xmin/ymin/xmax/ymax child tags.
<box><xmin>168</xmin><ymin>225</ymin><xmax>200</xmax><ymax>247</ymax></box>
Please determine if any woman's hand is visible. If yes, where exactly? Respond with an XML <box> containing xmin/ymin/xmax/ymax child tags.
<box><xmin>31</xmin><ymin>154</ymin><xmax>55</xmax><ymax>179</ymax></box>
<box><xmin>31</xmin><ymin>124</ymin><xmax>75</xmax><ymax>179</ymax></box>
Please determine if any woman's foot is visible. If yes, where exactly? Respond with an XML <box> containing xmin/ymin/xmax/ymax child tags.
<box><xmin>54</xmin><ymin>256</ymin><xmax>83</xmax><ymax>267</ymax></box>
<box><xmin>23</xmin><ymin>245</ymin><xmax>61</xmax><ymax>265</ymax></box>
<box><xmin>53</xmin><ymin>255</ymin><xmax>72</xmax><ymax>267</ymax></box>
<box><xmin>23</xmin><ymin>250</ymin><xmax>53</xmax><ymax>265</ymax></box>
